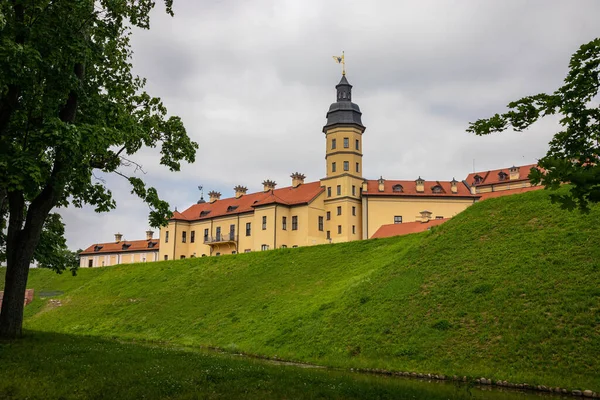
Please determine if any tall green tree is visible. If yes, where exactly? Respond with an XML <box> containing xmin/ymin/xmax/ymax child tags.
<box><xmin>0</xmin><ymin>0</ymin><xmax>197</xmax><ymax>338</ymax></box>
<box><xmin>468</xmin><ymin>38</ymin><xmax>600</xmax><ymax>212</ymax></box>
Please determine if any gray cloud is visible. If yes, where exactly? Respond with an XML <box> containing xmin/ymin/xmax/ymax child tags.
<box><xmin>60</xmin><ymin>0</ymin><xmax>600</xmax><ymax>250</ymax></box>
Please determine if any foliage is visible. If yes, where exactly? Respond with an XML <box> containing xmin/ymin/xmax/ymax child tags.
<box><xmin>467</xmin><ymin>38</ymin><xmax>600</xmax><ymax>212</ymax></box>
<box><xmin>0</xmin><ymin>0</ymin><xmax>197</xmax><ymax>229</ymax></box>
<box><xmin>10</xmin><ymin>189</ymin><xmax>600</xmax><ymax>391</ymax></box>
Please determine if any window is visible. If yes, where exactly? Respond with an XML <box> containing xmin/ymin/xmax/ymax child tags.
<box><xmin>216</xmin><ymin>227</ymin><xmax>221</xmax><ymax>240</ymax></box>
<box><xmin>262</xmin><ymin>216</ymin><xmax>267</xmax><ymax>230</ymax></box>
<box><xmin>88</xmin><ymin>259</ymin><xmax>93</xmax><ymax>268</ymax></box>
<box><xmin>244</xmin><ymin>249</ymin><xmax>251</xmax><ymax>253</ymax></box>
<box><xmin>432</xmin><ymin>185</ymin><xmax>443</xmax><ymax>194</ymax></box>
<box><xmin>436</xmin><ymin>216</ymin><xmax>444</xmax><ymax>220</ymax></box>
<box><xmin>355</xmin><ymin>139</ymin><xmax>359</xmax><ymax>150</ymax></box>
<box><xmin>327</xmin><ymin>187</ymin><xmax>331</xmax><ymax>197</ymax></box>
<box><xmin>393</xmin><ymin>184</ymin><xmax>403</xmax><ymax>192</ymax></box>
<box><xmin>204</xmin><ymin>228</ymin><xmax>209</xmax><ymax>242</ymax></box>
<box><xmin>318</xmin><ymin>216</ymin><xmax>324</xmax><ymax>231</ymax></box>
<box><xmin>292</xmin><ymin>245</ymin><xmax>298</xmax><ymax>248</ymax></box>
<box><xmin>331</xmin><ymin>138</ymin><xmax>336</xmax><ymax>149</ymax></box>
<box><xmin>337</xmin><ymin>206</ymin><xmax>342</xmax><ymax>216</ymax></box>
<box><xmin>246</xmin><ymin>222</ymin><xmax>251</xmax><ymax>236</ymax></box>
<box><xmin>352</xmin><ymin>185</ymin><xmax>356</xmax><ymax>196</ymax></box>
<box><xmin>473</xmin><ymin>175</ymin><xmax>483</xmax><ymax>184</ymax></box>
<box><xmin>164</xmin><ymin>255</ymin><xmax>168</xmax><ymax>260</ymax></box>
<box><xmin>326</xmin><ymin>231</ymin><xmax>331</xmax><ymax>239</ymax></box>
<box><xmin>352</xmin><ymin>225</ymin><xmax>356</xmax><ymax>234</ymax></box>
<box><xmin>180</xmin><ymin>255</ymin><xmax>186</xmax><ymax>259</ymax></box>
<box><xmin>394</xmin><ymin>216</ymin><xmax>403</xmax><ymax>224</ymax></box>
<box><xmin>337</xmin><ymin>185</ymin><xmax>341</xmax><ymax>195</ymax></box>
<box><xmin>337</xmin><ymin>225</ymin><xmax>342</xmax><ymax>234</ymax></box>
<box><xmin>227</xmin><ymin>205</ymin><xmax>238</xmax><ymax>212</ymax></box>
<box><xmin>352</xmin><ymin>206</ymin><xmax>356</xmax><ymax>216</ymax></box>
<box><xmin>343</xmin><ymin>161</ymin><xmax>349</xmax><ymax>171</ymax></box>
<box><xmin>332</xmin><ymin>162</ymin><xmax>336</xmax><ymax>172</ymax></box>
<box><xmin>182</xmin><ymin>231</ymin><xmax>187</xmax><ymax>243</ymax></box>
<box><xmin>356</xmin><ymin>162</ymin><xmax>360</xmax><ymax>173</ymax></box>
<box><xmin>215</xmin><ymin>252</ymin><xmax>221</xmax><ymax>256</ymax></box>
<box><xmin>231</xmin><ymin>251</ymin><xmax>237</xmax><ymax>254</ymax></box>
<box><xmin>498</xmin><ymin>171</ymin><xmax>508</xmax><ymax>181</ymax></box>
<box><xmin>326</xmin><ymin>211</ymin><xmax>331</xmax><ymax>220</ymax></box>
<box><xmin>200</xmin><ymin>210</ymin><xmax>211</xmax><ymax>217</ymax></box>
<box><xmin>261</xmin><ymin>244</ymin><xmax>269</xmax><ymax>251</ymax></box>
<box><xmin>292</xmin><ymin>216</ymin><xmax>298</xmax><ymax>230</ymax></box>
<box><xmin>190</xmin><ymin>230</ymin><xmax>195</xmax><ymax>243</ymax></box>
<box><xmin>230</xmin><ymin>224</ymin><xmax>235</xmax><ymax>239</ymax></box>
<box><xmin>282</xmin><ymin>216</ymin><xmax>287</xmax><ymax>230</ymax></box>
<box><xmin>165</xmin><ymin>231</ymin><xmax>169</xmax><ymax>243</ymax></box>
<box><xmin>343</xmin><ymin>137</ymin><xmax>349</xmax><ymax>148</ymax></box>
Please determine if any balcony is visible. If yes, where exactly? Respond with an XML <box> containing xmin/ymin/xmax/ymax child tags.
<box><xmin>204</xmin><ymin>233</ymin><xmax>238</xmax><ymax>245</ymax></box>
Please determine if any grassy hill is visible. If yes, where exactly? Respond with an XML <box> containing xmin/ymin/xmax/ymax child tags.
<box><xmin>4</xmin><ymin>188</ymin><xmax>600</xmax><ymax>391</ymax></box>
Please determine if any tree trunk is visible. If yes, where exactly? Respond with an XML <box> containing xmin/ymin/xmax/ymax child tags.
<box><xmin>0</xmin><ymin>247</ymin><xmax>33</xmax><ymax>338</ymax></box>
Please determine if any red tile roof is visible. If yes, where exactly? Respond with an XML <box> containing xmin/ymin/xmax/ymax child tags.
<box><xmin>372</xmin><ymin>219</ymin><xmax>449</xmax><ymax>239</ymax></box>
<box><xmin>80</xmin><ymin>239</ymin><xmax>159</xmax><ymax>255</ymax></box>
<box><xmin>465</xmin><ymin>164</ymin><xmax>537</xmax><ymax>187</ymax></box>
<box><xmin>174</xmin><ymin>181</ymin><xmax>325</xmax><ymax>221</ymax></box>
<box><xmin>478</xmin><ymin>185</ymin><xmax>543</xmax><ymax>201</ymax></box>
<box><xmin>363</xmin><ymin>180</ymin><xmax>474</xmax><ymax>197</ymax></box>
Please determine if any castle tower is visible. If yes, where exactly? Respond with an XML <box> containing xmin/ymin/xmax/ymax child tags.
<box><xmin>320</xmin><ymin>75</ymin><xmax>366</xmax><ymax>243</ymax></box>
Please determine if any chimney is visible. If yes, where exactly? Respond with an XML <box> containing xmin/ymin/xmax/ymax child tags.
<box><xmin>234</xmin><ymin>185</ymin><xmax>248</xmax><ymax>198</ymax></box>
<box><xmin>208</xmin><ymin>190</ymin><xmax>221</xmax><ymax>203</ymax></box>
<box><xmin>262</xmin><ymin>179</ymin><xmax>276</xmax><ymax>192</ymax></box>
<box><xmin>470</xmin><ymin>185</ymin><xmax>477</xmax><ymax>195</ymax></box>
<box><xmin>415</xmin><ymin>176</ymin><xmax>425</xmax><ymax>193</ymax></box>
<box><xmin>114</xmin><ymin>233</ymin><xmax>123</xmax><ymax>243</ymax></box>
<box><xmin>509</xmin><ymin>166</ymin><xmax>520</xmax><ymax>180</ymax></box>
<box><xmin>291</xmin><ymin>172</ymin><xmax>305</xmax><ymax>188</ymax></box>
<box><xmin>362</xmin><ymin>181</ymin><xmax>368</xmax><ymax>192</ymax></box>
<box><xmin>419</xmin><ymin>210</ymin><xmax>432</xmax><ymax>223</ymax></box>
<box><xmin>450</xmin><ymin>178</ymin><xmax>458</xmax><ymax>194</ymax></box>
<box><xmin>378</xmin><ymin>176</ymin><xmax>385</xmax><ymax>192</ymax></box>
<box><xmin>146</xmin><ymin>230</ymin><xmax>154</xmax><ymax>240</ymax></box>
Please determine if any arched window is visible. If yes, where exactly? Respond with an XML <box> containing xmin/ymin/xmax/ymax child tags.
<box><xmin>498</xmin><ymin>171</ymin><xmax>508</xmax><ymax>181</ymax></box>
<box><xmin>392</xmin><ymin>184</ymin><xmax>403</xmax><ymax>193</ymax></box>
<box><xmin>432</xmin><ymin>185</ymin><xmax>443</xmax><ymax>194</ymax></box>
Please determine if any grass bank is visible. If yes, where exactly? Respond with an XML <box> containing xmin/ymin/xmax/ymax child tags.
<box><xmin>4</xmin><ymin>188</ymin><xmax>600</xmax><ymax>391</ymax></box>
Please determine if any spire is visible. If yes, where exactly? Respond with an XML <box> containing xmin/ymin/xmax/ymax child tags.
<box><xmin>336</xmin><ymin>75</ymin><xmax>352</xmax><ymax>102</ymax></box>
<box><xmin>323</xmin><ymin>74</ymin><xmax>365</xmax><ymax>132</ymax></box>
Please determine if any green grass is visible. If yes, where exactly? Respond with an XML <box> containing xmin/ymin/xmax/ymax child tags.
<box><xmin>3</xmin><ymin>188</ymin><xmax>600</xmax><ymax>392</ymax></box>
<box><xmin>0</xmin><ymin>331</ymin><xmax>537</xmax><ymax>400</ymax></box>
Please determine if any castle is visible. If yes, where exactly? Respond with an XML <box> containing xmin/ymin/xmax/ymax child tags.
<box><xmin>79</xmin><ymin>74</ymin><xmax>539</xmax><ymax>266</ymax></box>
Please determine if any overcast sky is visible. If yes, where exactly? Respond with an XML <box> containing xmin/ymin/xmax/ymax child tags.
<box><xmin>61</xmin><ymin>0</ymin><xmax>600</xmax><ymax>250</ymax></box>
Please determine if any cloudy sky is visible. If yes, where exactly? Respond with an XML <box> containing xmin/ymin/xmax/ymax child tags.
<box><xmin>61</xmin><ymin>0</ymin><xmax>600</xmax><ymax>250</ymax></box>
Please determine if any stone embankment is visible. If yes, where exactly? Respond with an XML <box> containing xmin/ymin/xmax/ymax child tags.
<box><xmin>0</xmin><ymin>289</ymin><xmax>34</xmax><ymax>308</ymax></box>
<box><xmin>356</xmin><ymin>368</ymin><xmax>598</xmax><ymax>398</ymax></box>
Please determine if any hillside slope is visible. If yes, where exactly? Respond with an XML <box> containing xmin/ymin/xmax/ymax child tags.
<box><xmin>5</xmin><ymin>188</ymin><xmax>600</xmax><ymax>390</ymax></box>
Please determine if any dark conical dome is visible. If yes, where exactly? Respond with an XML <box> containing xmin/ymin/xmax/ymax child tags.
<box><xmin>323</xmin><ymin>75</ymin><xmax>365</xmax><ymax>132</ymax></box>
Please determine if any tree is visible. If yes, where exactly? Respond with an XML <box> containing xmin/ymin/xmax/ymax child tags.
<box><xmin>468</xmin><ymin>38</ymin><xmax>600</xmax><ymax>212</ymax></box>
<box><xmin>0</xmin><ymin>0</ymin><xmax>198</xmax><ymax>338</ymax></box>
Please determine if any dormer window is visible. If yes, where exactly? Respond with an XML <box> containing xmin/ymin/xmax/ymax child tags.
<box><xmin>227</xmin><ymin>205</ymin><xmax>238</xmax><ymax>212</ymax></box>
<box><xmin>121</xmin><ymin>243</ymin><xmax>131</xmax><ymax>250</ymax></box>
<box><xmin>498</xmin><ymin>171</ymin><xmax>508</xmax><ymax>181</ymax></box>
<box><xmin>93</xmin><ymin>245</ymin><xmax>103</xmax><ymax>252</ymax></box>
<box><xmin>432</xmin><ymin>185</ymin><xmax>443</xmax><ymax>194</ymax></box>
<box><xmin>473</xmin><ymin>175</ymin><xmax>483</xmax><ymax>185</ymax></box>
<box><xmin>392</xmin><ymin>184</ymin><xmax>403</xmax><ymax>193</ymax></box>
<box><xmin>200</xmin><ymin>210</ymin><xmax>211</xmax><ymax>217</ymax></box>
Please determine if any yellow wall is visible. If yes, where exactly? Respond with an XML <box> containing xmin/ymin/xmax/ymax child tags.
<box><xmin>79</xmin><ymin>250</ymin><xmax>159</xmax><ymax>268</ymax></box>
<box><xmin>475</xmin><ymin>181</ymin><xmax>532</xmax><ymax>194</ymax></box>
<box><xmin>362</xmin><ymin>196</ymin><xmax>476</xmax><ymax>239</ymax></box>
